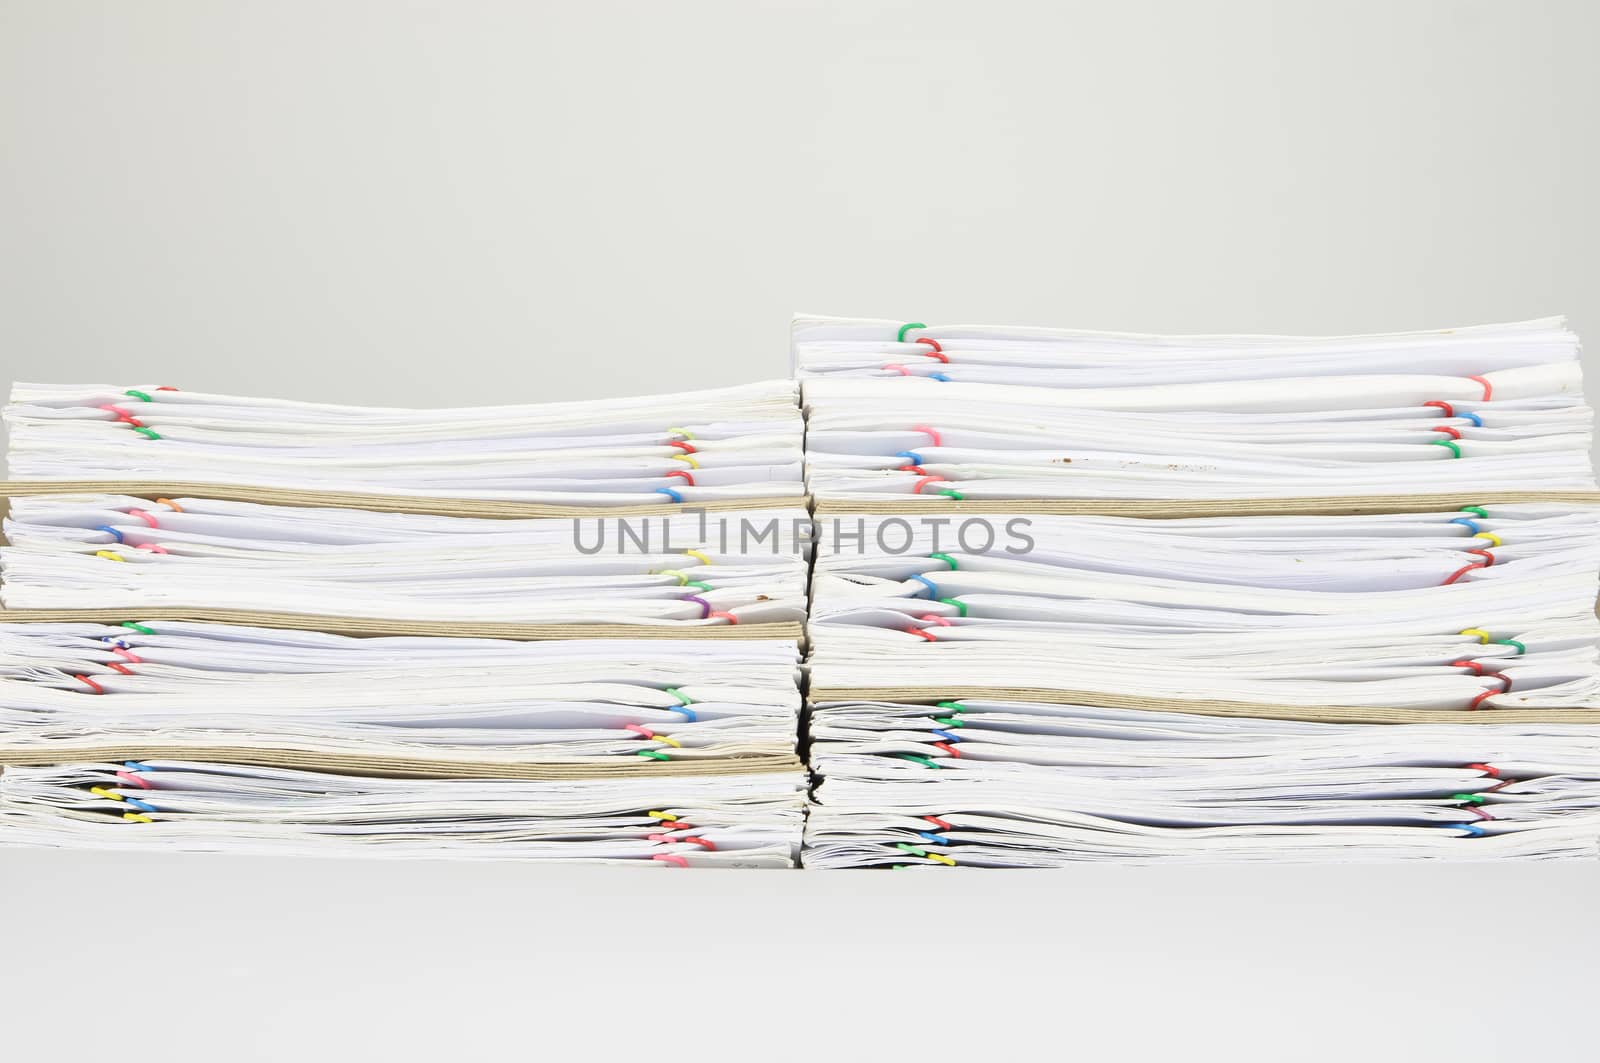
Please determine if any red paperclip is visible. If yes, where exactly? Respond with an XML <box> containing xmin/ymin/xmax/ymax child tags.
<box><xmin>1441</xmin><ymin>559</ymin><xmax>1491</xmax><ymax>585</ymax></box>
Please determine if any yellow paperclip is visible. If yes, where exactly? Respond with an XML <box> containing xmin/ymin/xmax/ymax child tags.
<box><xmin>1473</xmin><ymin>532</ymin><xmax>1503</xmax><ymax>548</ymax></box>
<box><xmin>122</xmin><ymin>812</ymin><xmax>153</xmax><ymax>823</ymax></box>
<box><xmin>657</xmin><ymin>569</ymin><xmax>689</xmax><ymax>586</ymax></box>
<box><xmin>671</xmin><ymin>453</ymin><xmax>700</xmax><ymax>469</ymax></box>
<box><xmin>89</xmin><ymin>786</ymin><xmax>125</xmax><ymax>802</ymax></box>
<box><xmin>667</xmin><ymin>426</ymin><xmax>695</xmax><ymax>441</ymax></box>
<box><xmin>925</xmin><ymin>851</ymin><xmax>957</xmax><ymax>866</ymax></box>
<box><xmin>94</xmin><ymin>550</ymin><xmax>127</xmax><ymax>562</ymax></box>
<box><xmin>653</xmin><ymin>735</ymin><xmax>683</xmax><ymax>748</ymax></box>
<box><xmin>1460</xmin><ymin>628</ymin><xmax>1491</xmax><ymax>643</ymax></box>
<box><xmin>683</xmin><ymin>549</ymin><xmax>713</xmax><ymax>566</ymax></box>
<box><xmin>647</xmin><ymin>810</ymin><xmax>677</xmax><ymax>820</ymax></box>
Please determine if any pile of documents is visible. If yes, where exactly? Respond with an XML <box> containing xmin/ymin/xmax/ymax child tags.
<box><xmin>5</xmin><ymin>313</ymin><xmax>1600</xmax><ymax>868</ymax></box>
<box><xmin>0</xmin><ymin>382</ymin><xmax>810</xmax><ymax>865</ymax></box>
<box><xmin>5</xmin><ymin>380</ymin><xmax>805</xmax><ymax>506</ymax></box>
<box><xmin>0</xmin><ymin>494</ymin><xmax>809</xmax><ymax>626</ymax></box>
<box><xmin>799</xmin><ymin>315</ymin><xmax>1600</xmax><ymax>866</ymax></box>
<box><xmin>794</xmin><ymin>315</ymin><xmax>1593</xmax><ymax>502</ymax></box>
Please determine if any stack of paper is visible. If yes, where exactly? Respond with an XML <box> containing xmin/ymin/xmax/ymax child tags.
<box><xmin>798</xmin><ymin>314</ymin><xmax>1600</xmax><ymax>866</ymax></box>
<box><xmin>804</xmin><ymin>706</ymin><xmax>1600</xmax><ymax>865</ymax></box>
<box><xmin>0</xmin><ymin>381</ymin><xmax>810</xmax><ymax>865</ymax></box>
<box><xmin>0</xmin><ymin>625</ymin><xmax>804</xmax><ymax>865</ymax></box>
<box><xmin>0</xmin><ymin>494</ymin><xmax>809</xmax><ymax>627</ymax></box>
<box><xmin>794</xmin><ymin>316</ymin><xmax>1595</xmax><ymax>502</ymax></box>
<box><xmin>5</xmin><ymin>381</ymin><xmax>805</xmax><ymax>506</ymax></box>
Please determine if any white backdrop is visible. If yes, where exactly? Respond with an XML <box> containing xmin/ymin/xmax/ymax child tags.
<box><xmin>2</xmin><ymin>2</ymin><xmax>1597</xmax><ymax>1058</ymax></box>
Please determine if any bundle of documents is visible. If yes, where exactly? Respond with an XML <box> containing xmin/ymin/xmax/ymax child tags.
<box><xmin>0</xmin><ymin>494</ymin><xmax>810</xmax><ymax>627</ymax></box>
<box><xmin>794</xmin><ymin>316</ymin><xmax>1594</xmax><ymax>502</ymax></box>
<box><xmin>807</xmin><ymin>507</ymin><xmax>1600</xmax><ymax>717</ymax></box>
<box><xmin>0</xmin><ymin>764</ymin><xmax>805</xmax><ymax>865</ymax></box>
<box><xmin>5</xmin><ymin>380</ymin><xmax>805</xmax><ymax>506</ymax></box>
<box><xmin>0</xmin><ymin>381</ymin><xmax>810</xmax><ymax>865</ymax></box>
<box><xmin>796</xmin><ymin>311</ymin><xmax>1600</xmax><ymax>867</ymax></box>
<box><xmin>804</xmin><ymin>705</ymin><xmax>1600</xmax><ymax>865</ymax></box>
<box><xmin>0</xmin><ymin>625</ymin><xmax>805</xmax><ymax>864</ymax></box>
<box><xmin>0</xmin><ymin>623</ymin><xmax>804</xmax><ymax>769</ymax></box>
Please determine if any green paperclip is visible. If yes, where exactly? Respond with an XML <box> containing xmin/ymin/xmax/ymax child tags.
<box><xmin>928</xmin><ymin>552</ymin><xmax>958</xmax><ymax>570</ymax></box>
<box><xmin>636</xmin><ymin>749</ymin><xmax>673</xmax><ymax>761</ymax></box>
<box><xmin>897</xmin><ymin>753</ymin><xmax>941</xmax><ymax>769</ymax></box>
<box><xmin>1496</xmin><ymin>639</ymin><xmax>1526</xmax><ymax>656</ymax></box>
<box><xmin>120</xmin><ymin>622</ymin><xmax>157</xmax><ymax>635</ymax></box>
<box><xmin>935</xmin><ymin>701</ymin><xmax>963</xmax><ymax>712</ymax></box>
<box><xmin>1431</xmin><ymin>440</ymin><xmax>1462</xmax><ymax>458</ymax></box>
<box><xmin>1459</xmin><ymin>506</ymin><xmax>1489</xmax><ymax>519</ymax></box>
<box><xmin>897</xmin><ymin>322</ymin><xmax>926</xmax><ymax>342</ymax></box>
<box><xmin>895</xmin><ymin>842</ymin><xmax>928</xmax><ymax>857</ymax></box>
<box><xmin>123</xmin><ymin>389</ymin><xmax>153</xmax><ymax>402</ymax></box>
<box><xmin>131</xmin><ymin>426</ymin><xmax>162</xmax><ymax>440</ymax></box>
<box><xmin>664</xmin><ymin>687</ymin><xmax>693</xmax><ymax>706</ymax></box>
<box><xmin>935</xmin><ymin>488</ymin><xmax>965</xmax><ymax>500</ymax></box>
<box><xmin>941</xmin><ymin>598</ymin><xmax>967</xmax><ymax>617</ymax></box>
<box><xmin>1452</xmin><ymin>794</ymin><xmax>1487</xmax><ymax>804</ymax></box>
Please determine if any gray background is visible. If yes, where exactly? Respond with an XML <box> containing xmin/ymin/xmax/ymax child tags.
<box><xmin>2</xmin><ymin>1</ymin><xmax>1597</xmax><ymax>1058</ymax></box>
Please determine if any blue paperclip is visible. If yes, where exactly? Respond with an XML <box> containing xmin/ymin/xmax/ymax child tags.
<box><xmin>1449</xmin><ymin>518</ymin><xmax>1481</xmax><ymax>535</ymax></box>
<box><xmin>931</xmin><ymin>729</ymin><xmax>962</xmax><ymax>743</ymax></box>
<box><xmin>896</xmin><ymin>450</ymin><xmax>924</xmax><ymax>466</ymax></box>
<box><xmin>656</xmin><ymin>487</ymin><xmax>684</xmax><ymax>504</ymax></box>
<box><xmin>929</xmin><ymin>372</ymin><xmax>951</xmax><ymax>381</ymax></box>
<box><xmin>95</xmin><ymin>525</ymin><xmax>124</xmax><ymax>542</ymax></box>
<box><xmin>1461</xmin><ymin>411</ymin><xmax>1483</xmax><ymax>427</ymax></box>
<box><xmin>917</xmin><ymin>831</ymin><xmax>951</xmax><ymax>845</ymax></box>
<box><xmin>1442</xmin><ymin>822</ymin><xmax>1487</xmax><ymax>837</ymax></box>
<box><xmin>124</xmin><ymin>761</ymin><xmax>155</xmax><ymax>772</ymax></box>
<box><xmin>123</xmin><ymin>797</ymin><xmax>157</xmax><ymax>813</ymax></box>
<box><xmin>909</xmin><ymin>574</ymin><xmax>940</xmax><ymax>599</ymax></box>
<box><xmin>669</xmin><ymin>705</ymin><xmax>698</xmax><ymax>722</ymax></box>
